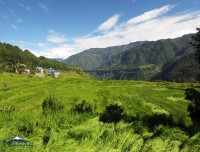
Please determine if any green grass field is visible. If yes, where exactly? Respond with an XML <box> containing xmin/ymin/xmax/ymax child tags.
<box><xmin>0</xmin><ymin>73</ymin><xmax>199</xmax><ymax>152</ymax></box>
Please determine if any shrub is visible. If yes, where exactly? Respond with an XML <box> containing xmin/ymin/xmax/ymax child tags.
<box><xmin>185</xmin><ymin>87</ymin><xmax>200</xmax><ymax>122</ymax></box>
<box><xmin>0</xmin><ymin>64</ymin><xmax>3</xmax><ymax>73</ymax></box>
<box><xmin>18</xmin><ymin>123</ymin><xmax>33</xmax><ymax>137</ymax></box>
<box><xmin>132</xmin><ymin>120</ymin><xmax>146</xmax><ymax>135</ymax></box>
<box><xmin>71</xmin><ymin>100</ymin><xmax>93</xmax><ymax>114</ymax></box>
<box><xmin>144</xmin><ymin>113</ymin><xmax>169</xmax><ymax>130</ymax></box>
<box><xmin>42</xmin><ymin>95</ymin><xmax>64</xmax><ymax>115</ymax></box>
<box><xmin>99</xmin><ymin>104</ymin><xmax>124</xmax><ymax>123</ymax></box>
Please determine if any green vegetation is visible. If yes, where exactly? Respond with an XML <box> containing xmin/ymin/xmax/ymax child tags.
<box><xmin>71</xmin><ymin>100</ymin><xmax>93</xmax><ymax>114</ymax></box>
<box><xmin>0</xmin><ymin>42</ymin><xmax>82</xmax><ymax>73</ymax></box>
<box><xmin>184</xmin><ymin>29</ymin><xmax>200</xmax><ymax>130</ymax></box>
<box><xmin>185</xmin><ymin>88</ymin><xmax>200</xmax><ymax>123</ymax></box>
<box><xmin>99</xmin><ymin>104</ymin><xmax>125</xmax><ymax>123</ymax></box>
<box><xmin>191</xmin><ymin>28</ymin><xmax>200</xmax><ymax>64</ymax></box>
<box><xmin>139</xmin><ymin>64</ymin><xmax>155</xmax><ymax>69</ymax></box>
<box><xmin>64</xmin><ymin>41</ymin><xmax>146</xmax><ymax>70</ymax></box>
<box><xmin>66</xmin><ymin>34</ymin><xmax>200</xmax><ymax>82</ymax></box>
<box><xmin>42</xmin><ymin>95</ymin><xmax>65</xmax><ymax>115</ymax></box>
<box><xmin>0</xmin><ymin>73</ymin><xmax>200</xmax><ymax>151</ymax></box>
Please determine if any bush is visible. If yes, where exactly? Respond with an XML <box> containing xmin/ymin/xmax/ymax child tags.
<box><xmin>132</xmin><ymin>120</ymin><xmax>146</xmax><ymax>135</ymax></box>
<box><xmin>185</xmin><ymin>87</ymin><xmax>200</xmax><ymax>122</ymax></box>
<box><xmin>18</xmin><ymin>123</ymin><xmax>33</xmax><ymax>137</ymax></box>
<box><xmin>144</xmin><ymin>113</ymin><xmax>170</xmax><ymax>130</ymax></box>
<box><xmin>99</xmin><ymin>104</ymin><xmax>124</xmax><ymax>123</ymax></box>
<box><xmin>42</xmin><ymin>95</ymin><xmax>64</xmax><ymax>115</ymax></box>
<box><xmin>71</xmin><ymin>100</ymin><xmax>93</xmax><ymax>114</ymax></box>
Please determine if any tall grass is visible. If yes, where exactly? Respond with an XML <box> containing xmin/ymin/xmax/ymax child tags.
<box><xmin>0</xmin><ymin>73</ymin><xmax>199</xmax><ymax>151</ymax></box>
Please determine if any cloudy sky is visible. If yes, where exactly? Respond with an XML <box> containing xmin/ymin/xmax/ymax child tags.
<box><xmin>0</xmin><ymin>0</ymin><xmax>200</xmax><ymax>59</ymax></box>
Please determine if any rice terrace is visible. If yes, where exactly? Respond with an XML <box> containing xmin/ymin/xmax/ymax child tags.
<box><xmin>0</xmin><ymin>72</ymin><xmax>200</xmax><ymax>151</ymax></box>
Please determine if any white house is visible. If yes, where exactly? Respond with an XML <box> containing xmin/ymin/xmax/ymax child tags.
<box><xmin>36</xmin><ymin>67</ymin><xmax>44</xmax><ymax>73</ymax></box>
<box><xmin>47</xmin><ymin>68</ymin><xmax>55</xmax><ymax>75</ymax></box>
<box><xmin>54</xmin><ymin>71</ymin><xmax>60</xmax><ymax>78</ymax></box>
<box><xmin>35</xmin><ymin>66</ymin><xmax>44</xmax><ymax>77</ymax></box>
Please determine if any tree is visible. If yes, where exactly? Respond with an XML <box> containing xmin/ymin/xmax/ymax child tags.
<box><xmin>16</xmin><ymin>63</ymin><xmax>26</xmax><ymax>74</ymax></box>
<box><xmin>184</xmin><ymin>28</ymin><xmax>200</xmax><ymax>123</ymax></box>
<box><xmin>42</xmin><ymin>95</ymin><xmax>64</xmax><ymax>115</ymax></box>
<box><xmin>99</xmin><ymin>104</ymin><xmax>124</xmax><ymax>123</ymax></box>
<box><xmin>71</xmin><ymin>100</ymin><xmax>93</xmax><ymax>114</ymax></box>
<box><xmin>185</xmin><ymin>88</ymin><xmax>200</xmax><ymax>122</ymax></box>
<box><xmin>191</xmin><ymin>28</ymin><xmax>200</xmax><ymax>64</ymax></box>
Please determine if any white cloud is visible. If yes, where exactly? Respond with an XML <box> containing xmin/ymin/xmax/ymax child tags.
<box><xmin>47</xmin><ymin>35</ymin><xmax>68</xmax><ymax>44</ymax></box>
<box><xmin>17</xmin><ymin>19</ymin><xmax>23</xmax><ymax>23</ymax></box>
<box><xmin>126</xmin><ymin>5</ymin><xmax>174</xmax><ymax>25</ymax></box>
<box><xmin>97</xmin><ymin>14</ymin><xmax>121</xmax><ymax>31</ymax></box>
<box><xmin>35</xmin><ymin>44</ymin><xmax>76</xmax><ymax>59</ymax></box>
<box><xmin>11</xmin><ymin>24</ymin><xmax>17</xmax><ymax>30</ymax></box>
<box><xmin>15</xmin><ymin>41</ymin><xmax>48</xmax><ymax>50</ymax></box>
<box><xmin>39</xmin><ymin>4</ymin><xmax>50</xmax><ymax>14</ymax></box>
<box><xmin>14</xmin><ymin>40</ymin><xmax>75</xmax><ymax>58</ymax></box>
<box><xmin>0</xmin><ymin>14</ymin><xmax>8</xmax><ymax>20</ymax></box>
<box><xmin>37</xmin><ymin>43</ymin><xmax>46</xmax><ymax>47</ymax></box>
<box><xmin>18</xmin><ymin>3</ymin><xmax>31</xmax><ymax>11</ymax></box>
<box><xmin>16</xmin><ymin>5</ymin><xmax>200</xmax><ymax>59</ymax></box>
<box><xmin>47</xmin><ymin>30</ymin><xmax>68</xmax><ymax>44</ymax></box>
<box><xmin>72</xmin><ymin>5</ymin><xmax>200</xmax><ymax>50</ymax></box>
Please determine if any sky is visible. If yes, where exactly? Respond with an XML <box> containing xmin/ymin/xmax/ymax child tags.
<box><xmin>0</xmin><ymin>0</ymin><xmax>200</xmax><ymax>59</ymax></box>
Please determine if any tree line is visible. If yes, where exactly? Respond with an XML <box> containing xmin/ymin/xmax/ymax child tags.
<box><xmin>0</xmin><ymin>42</ymin><xmax>80</xmax><ymax>73</ymax></box>
<box><xmin>185</xmin><ymin>28</ymin><xmax>200</xmax><ymax>129</ymax></box>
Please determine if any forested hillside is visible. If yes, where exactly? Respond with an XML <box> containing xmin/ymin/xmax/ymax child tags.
<box><xmin>0</xmin><ymin>42</ymin><xmax>81</xmax><ymax>73</ymax></box>
<box><xmin>65</xmin><ymin>34</ymin><xmax>200</xmax><ymax>82</ymax></box>
<box><xmin>152</xmin><ymin>54</ymin><xmax>200</xmax><ymax>82</ymax></box>
<box><xmin>64</xmin><ymin>41</ymin><xmax>146</xmax><ymax>70</ymax></box>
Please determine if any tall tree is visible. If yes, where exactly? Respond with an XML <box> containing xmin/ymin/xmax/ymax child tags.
<box><xmin>191</xmin><ymin>28</ymin><xmax>200</xmax><ymax>64</ymax></box>
<box><xmin>185</xmin><ymin>87</ymin><xmax>200</xmax><ymax>122</ymax></box>
<box><xmin>185</xmin><ymin>28</ymin><xmax>200</xmax><ymax>124</ymax></box>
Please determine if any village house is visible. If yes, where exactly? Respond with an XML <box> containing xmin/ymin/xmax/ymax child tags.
<box><xmin>16</xmin><ymin>64</ymin><xmax>30</xmax><ymax>74</ymax></box>
<box><xmin>21</xmin><ymin>69</ymin><xmax>31</xmax><ymax>74</ymax></box>
<box><xmin>47</xmin><ymin>68</ymin><xmax>60</xmax><ymax>77</ymax></box>
<box><xmin>54</xmin><ymin>71</ymin><xmax>60</xmax><ymax>78</ymax></box>
<box><xmin>47</xmin><ymin>68</ymin><xmax>55</xmax><ymax>75</ymax></box>
<box><xmin>35</xmin><ymin>66</ymin><xmax>44</xmax><ymax>77</ymax></box>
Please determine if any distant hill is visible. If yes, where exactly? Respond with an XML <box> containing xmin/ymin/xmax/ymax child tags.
<box><xmin>64</xmin><ymin>34</ymin><xmax>200</xmax><ymax>82</ymax></box>
<box><xmin>0</xmin><ymin>42</ymin><xmax>82</xmax><ymax>74</ymax></box>
<box><xmin>51</xmin><ymin>58</ymin><xmax>64</xmax><ymax>62</ymax></box>
<box><xmin>64</xmin><ymin>41</ymin><xmax>146</xmax><ymax>70</ymax></box>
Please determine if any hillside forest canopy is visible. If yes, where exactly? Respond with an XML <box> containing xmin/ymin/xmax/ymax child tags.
<box><xmin>0</xmin><ymin>42</ymin><xmax>81</xmax><ymax>74</ymax></box>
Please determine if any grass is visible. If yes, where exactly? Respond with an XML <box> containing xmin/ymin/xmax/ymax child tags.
<box><xmin>139</xmin><ymin>64</ymin><xmax>155</xmax><ymax>69</ymax></box>
<box><xmin>0</xmin><ymin>73</ymin><xmax>199</xmax><ymax>151</ymax></box>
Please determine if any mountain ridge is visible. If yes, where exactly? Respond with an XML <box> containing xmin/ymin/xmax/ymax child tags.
<box><xmin>64</xmin><ymin>34</ymin><xmax>200</xmax><ymax>82</ymax></box>
<box><xmin>64</xmin><ymin>41</ymin><xmax>146</xmax><ymax>70</ymax></box>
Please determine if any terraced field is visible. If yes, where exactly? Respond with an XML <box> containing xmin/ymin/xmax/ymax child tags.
<box><xmin>0</xmin><ymin>73</ymin><xmax>199</xmax><ymax>151</ymax></box>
